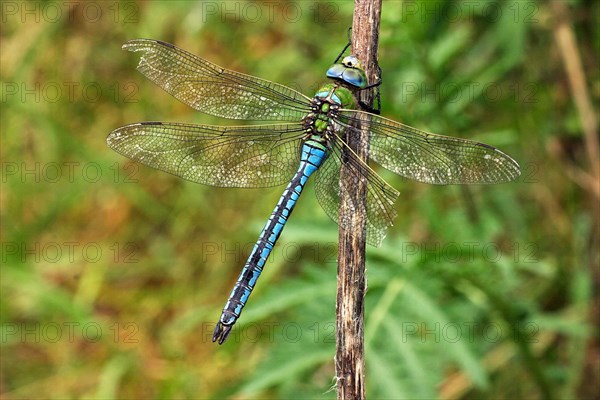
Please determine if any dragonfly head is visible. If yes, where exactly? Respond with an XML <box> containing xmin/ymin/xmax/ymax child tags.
<box><xmin>326</xmin><ymin>55</ymin><xmax>368</xmax><ymax>89</ymax></box>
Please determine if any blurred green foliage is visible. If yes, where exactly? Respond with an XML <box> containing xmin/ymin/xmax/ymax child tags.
<box><xmin>1</xmin><ymin>0</ymin><xmax>598</xmax><ymax>399</ymax></box>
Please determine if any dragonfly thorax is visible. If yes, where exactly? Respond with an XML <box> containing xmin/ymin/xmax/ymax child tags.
<box><xmin>302</xmin><ymin>85</ymin><xmax>350</xmax><ymax>140</ymax></box>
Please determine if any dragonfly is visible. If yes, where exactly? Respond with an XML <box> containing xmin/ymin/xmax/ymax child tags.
<box><xmin>107</xmin><ymin>39</ymin><xmax>520</xmax><ymax>344</ymax></box>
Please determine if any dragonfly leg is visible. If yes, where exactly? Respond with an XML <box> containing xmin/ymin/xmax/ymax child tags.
<box><xmin>333</xmin><ymin>27</ymin><xmax>352</xmax><ymax>64</ymax></box>
<box><xmin>358</xmin><ymin>65</ymin><xmax>382</xmax><ymax>114</ymax></box>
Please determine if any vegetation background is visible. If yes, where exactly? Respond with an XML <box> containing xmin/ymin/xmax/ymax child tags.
<box><xmin>2</xmin><ymin>0</ymin><xmax>598</xmax><ymax>398</ymax></box>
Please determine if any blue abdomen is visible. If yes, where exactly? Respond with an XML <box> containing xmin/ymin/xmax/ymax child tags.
<box><xmin>212</xmin><ymin>138</ymin><xmax>329</xmax><ymax>344</ymax></box>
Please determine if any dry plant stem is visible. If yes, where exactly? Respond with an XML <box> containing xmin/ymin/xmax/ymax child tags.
<box><xmin>335</xmin><ymin>0</ymin><xmax>382</xmax><ymax>399</ymax></box>
<box><xmin>552</xmin><ymin>1</ymin><xmax>600</xmax><ymax>199</ymax></box>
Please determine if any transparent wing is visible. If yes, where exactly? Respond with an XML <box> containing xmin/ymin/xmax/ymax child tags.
<box><xmin>123</xmin><ymin>39</ymin><xmax>311</xmax><ymax>121</ymax></box>
<box><xmin>107</xmin><ymin>122</ymin><xmax>306</xmax><ymax>188</ymax></box>
<box><xmin>337</xmin><ymin>110</ymin><xmax>521</xmax><ymax>184</ymax></box>
<box><xmin>314</xmin><ymin>138</ymin><xmax>399</xmax><ymax>247</ymax></box>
